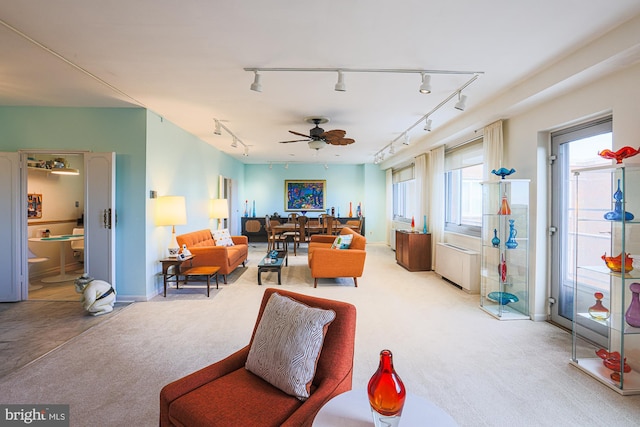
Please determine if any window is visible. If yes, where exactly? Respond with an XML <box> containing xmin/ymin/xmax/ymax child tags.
<box><xmin>392</xmin><ymin>165</ymin><xmax>415</xmax><ymax>222</ymax></box>
<box><xmin>444</xmin><ymin>139</ymin><xmax>483</xmax><ymax>236</ymax></box>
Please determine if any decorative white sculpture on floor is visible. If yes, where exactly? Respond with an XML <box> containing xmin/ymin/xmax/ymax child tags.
<box><xmin>74</xmin><ymin>273</ymin><xmax>116</xmax><ymax>316</ymax></box>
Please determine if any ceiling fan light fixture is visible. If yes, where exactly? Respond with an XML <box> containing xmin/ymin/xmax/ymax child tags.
<box><xmin>419</xmin><ymin>73</ymin><xmax>432</xmax><ymax>94</ymax></box>
<box><xmin>334</xmin><ymin>71</ymin><xmax>346</xmax><ymax>92</ymax></box>
<box><xmin>455</xmin><ymin>93</ymin><xmax>467</xmax><ymax>111</ymax></box>
<box><xmin>308</xmin><ymin>140</ymin><xmax>325</xmax><ymax>150</ymax></box>
<box><xmin>250</xmin><ymin>71</ymin><xmax>262</xmax><ymax>92</ymax></box>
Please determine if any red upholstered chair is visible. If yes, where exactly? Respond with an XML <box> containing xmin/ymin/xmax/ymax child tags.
<box><xmin>159</xmin><ymin>288</ymin><xmax>357</xmax><ymax>427</ymax></box>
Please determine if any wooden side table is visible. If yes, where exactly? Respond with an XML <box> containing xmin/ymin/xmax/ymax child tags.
<box><xmin>181</xmin><ymin>266</ymin><xmax>220</xmax><ymax>297</ymax></box>
<box><xmin>159</xmin><ymin>256</ymin><xmax>194</xmax><ymax>297</ymax></box>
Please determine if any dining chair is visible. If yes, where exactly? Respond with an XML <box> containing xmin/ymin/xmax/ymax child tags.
<box><xmin>265</xmin><ymin>215</ymin><xmax>286</xmax><ymax>252</ymax></box>
<box><xmin>322</xmin><ymin>215</ymin><xmax>337</xmax><ymax>235</ymax></box>
<box><xmin>293</xmin><ymin>215</ymin><xmax>310</xmax><ymax>255</ymax></box>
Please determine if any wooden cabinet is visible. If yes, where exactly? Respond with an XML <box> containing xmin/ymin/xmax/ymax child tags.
<box><xmin>395</xmin><ymin>230</ymin><xmax>431</xmax><ymax>271</ymax></box>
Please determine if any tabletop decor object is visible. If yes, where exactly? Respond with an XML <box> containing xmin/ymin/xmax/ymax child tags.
<box><xmin>491</xmin><ymin>167</ymin><xmax>516</xmax><ymax>179</ymax></box>
<box><xmin>625</xmin><ymin>283</ymin><xmax>640</xmax><ymax>327</ymax></box>
<box><xmin>604</xmin><ymin>179</ymin><xmax>634</xmax><ymax>221</ymax></box>
<box><xmin>505</xmin><ymin>219</ymin><xmax>518</xmax><ymax>249</ymax></box>
<box><xmin>368</xmin><ymin>349</ymin><xmax>406</xmax><ymax>427</ymax></box>
<box><xmin>601</xmin><ymin>252</ymin><xmax>634</xmax><ymax>273</ymax></box>
<box><xmin>491</xmin><ymin>228</ymin><xmax>500</xmax><ymax>248</ymax></box>
<box><xmin>499</xmin><ymin>253</ymin><xmax>507</xmax><ymax>282</ymax></box>
<box><xmin>498</xmin><ymin>193</ymin><xmax>511</xmax><ymax>215</ymax></box>
<box><xmin>487</xmin><ymin>291</ymin><xmax>519</xmax><ymax>305</ymax></box>
<box><xmin>588</xmin><ymin>292</ymin><xmax>610</xmax><ymax>320</ymax></box>
<box><xmin>597</xmin><ymin>146</ymin><xmax>640</xmax><ymax>164</ymax></box>
<box><xmin>596</xmin><ymin>348</ymin><xmax>632</xmax><ymax>382</ymax></box>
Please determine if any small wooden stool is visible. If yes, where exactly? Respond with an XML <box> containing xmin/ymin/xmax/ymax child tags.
<box><xmin>180</xmin><ymin>266</ymin><xmax>220</xmax><ymax>297</ymax></box>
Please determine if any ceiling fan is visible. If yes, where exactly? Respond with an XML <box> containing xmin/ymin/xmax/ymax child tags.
<box><xmin>279</xmin><ymin>117</ymin><xmax>355</xmax><ymax>150</ymax></box>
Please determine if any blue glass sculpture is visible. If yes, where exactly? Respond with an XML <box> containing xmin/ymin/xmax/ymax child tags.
<box><xmin>491</xmin><ymin>167</ymin><xmax>516</xmax><ymax>179</ymax></box>
<box><xmin>491</xmin><ymin>229</ymin><xmax>500</xmax><ymax>248</ymax></box>
<box><xmin>505</xmin><ymin>219</ymin><xmax>518</xmax><ymax>249</ymax></box>
<box><xmin>604</xmin><ymin>179</ymin><xmax>634</xmax><ymax>221</ymax></box>
<box><xmin>488</xmin><ymin>291</ymin><xmax>519</xmax><ymax>305</ymax></box>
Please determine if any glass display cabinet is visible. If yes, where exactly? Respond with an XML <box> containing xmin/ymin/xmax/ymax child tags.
<box><xmin>480</xmin><ymin>179</ymin><xmax>530</xmax><ymax>320</ymax></box>
<box><xmin>570</xmin><ymin>164</ymin><xmax>640</xmax><ymax>395</ymax></box>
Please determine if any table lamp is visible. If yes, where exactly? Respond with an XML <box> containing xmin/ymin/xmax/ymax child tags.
<box><xmin>155</xmin><ymin>196</ymin><xmax>187</xmax><ymax>257</ymax></box>
<box><xmin>210</xmin><ymin>198</ymin><xmax>229</xmax><ymax>230</ymax></box>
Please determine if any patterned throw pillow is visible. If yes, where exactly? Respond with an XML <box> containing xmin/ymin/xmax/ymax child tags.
<box><xmin>212</xmin><ymin>228</ymin><xmax>234</xmax><ymax>247</ymax></box>
<box><xmin>245</xmin><ymin>293</ymin><xmax>336</xmax><ymax>400</ymax></box>
<box><xmin>330</xmin><ymin>234</ymin><xmax>353</xmax><ymax>250</ymax></box>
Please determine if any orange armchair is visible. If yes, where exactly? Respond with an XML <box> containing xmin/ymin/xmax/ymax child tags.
<box><xmin>308</xmin><ymin>227</ymin><xmax>367</xmax><ymax>288</ymax></box>
<box><xmin>159</xmin><ymin>288</ymin><xmax>357</xmax><ymax>427</ymax></box>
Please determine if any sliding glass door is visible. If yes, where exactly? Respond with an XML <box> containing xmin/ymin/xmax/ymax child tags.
<box><xmin>550</xmin><ymin>117</ymin><xmax>612</xmax><ymax>344</ymax></box>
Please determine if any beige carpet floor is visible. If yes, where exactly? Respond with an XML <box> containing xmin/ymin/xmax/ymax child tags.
<box><xmin>1</xmin><ymin>242</ymin><xmax>640</xmax><ymax>426</ymax></box>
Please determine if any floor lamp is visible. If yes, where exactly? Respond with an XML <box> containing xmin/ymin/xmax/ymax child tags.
<box><xmin>155</xmin><ymin>196</ymin><xmax>187</xmax><ymax>257</ymax></box>
<box><xmin>210</xmin><ymin>198</ymin><xmax>229</xmax><ymax>230</ymax></box>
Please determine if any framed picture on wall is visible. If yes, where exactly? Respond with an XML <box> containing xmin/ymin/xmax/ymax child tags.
<box><xmin>28</xmin><ymin>193</ymin><xmax>43</xmax><ymax>218</ymax></box>
<box><xmin>285</xmin><ymin>180</ymin><xmax>326</xmax><ymax>212</ymax></box>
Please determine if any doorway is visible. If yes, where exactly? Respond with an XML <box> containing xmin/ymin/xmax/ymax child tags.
<box><xmin>549</xmin><ymin>117</ymin><xmax>612</xmax><ymax>344</ymax></box>
<box><xmin>26</xmin><ymin>152</ymin><xmax>84</xmax><ymax>301</ymax></box>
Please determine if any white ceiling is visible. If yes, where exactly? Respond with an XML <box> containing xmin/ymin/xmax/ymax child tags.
<box><xmin>1</xmin><ymin>1</ymin><xmax>640</xmax><ymax>165</ymax></box>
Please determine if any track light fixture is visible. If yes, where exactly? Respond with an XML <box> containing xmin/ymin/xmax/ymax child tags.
<box><xmin>243</xmin><ymin>146</ymin><xmax>249</xmax><ymax>156</ymax></box>
<box><xmin>389</xmin><ymin>143</ymin><xmax>395</xmax><ymax>155</ymax></box>
<box><xmin>324</xmin><ymin>163</ymin><xmax>329</xmax><ymax>170</ymax></box>
<box><xmin>250</xmin><ymin>71</ymin><xmax>262</xmax><ymax>92</ymax></box>
<box><xmin>403</xmin><ymin>133</ymin><xmax>410</xmax><ymax>145</ymax></box>
<box><xmin>334</xmin><ymin>70</ymin><xmax>346</xmax><ymax>92</ymax></box>
<box><xmin>373</xmin><ymin>73</ymin><xmax>480</xmax><ymax>163</ymax></box>
<box><xmin>244</xmin><ymin>67</ymin><xmax>483</xmax><ymax>93</ymax></box>
<box><xmin>212</xmin><ymin>118</ymin><xmax>248</xmax><ymax>154</ymax></box>
<box><xmin>455</xmin><ymin>93</ymin><xmax>467</xmax><ymax>111</ymax></box>
<box><xmin>419</xmin><ymin>73</ymin><xmax>432</xmax><ymax>94</ymax></box>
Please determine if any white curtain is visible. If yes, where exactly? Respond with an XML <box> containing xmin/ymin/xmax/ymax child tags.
<box><xmin>414</xmin><ymin>154</ymin><xmax>428</xmax><ymax>230</ymax></box>
<box><xmin>385</xmin><ymin>168</ymin><xmax>393</xmax><ymax>245</ymax></box>
<box><xmin>428</xmin><ymin>146</ymin><xmax>445</xmax><ymax>265</ymax></box>
<box><xmin>483</xmin><ymin>120</ymin><xmax>504</xmax><ymax>181</ymax></box>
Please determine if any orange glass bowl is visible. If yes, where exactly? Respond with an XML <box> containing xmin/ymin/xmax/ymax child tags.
<box><xmin>597</xmin><ymin>146</ymin><xmax>640</xmax><ymax>164</ymax></box>
<box><xmin>601</xmin><ymin>252</ymin><xmax>634</xmax><ymax>273</ymax></box>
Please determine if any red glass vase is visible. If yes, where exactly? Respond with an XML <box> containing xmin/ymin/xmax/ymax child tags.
<box><xmin>588</xmin><ymin>292</ymin><xmax>610</xmax><ymax>320</ymax></box>
<box><xmin>368</xmin><ymin>349</ymin><xmax>406</xmax><ymax>427</ymax></box>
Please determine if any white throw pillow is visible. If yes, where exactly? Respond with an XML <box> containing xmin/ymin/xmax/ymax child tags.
<box><xmin>331</xmin><ymin>234</ymin><xmax>353</xmax><ymax>250</ymax></box>
<box><xmin>245</xmin><ymin>292</ymin><xmax>336</xmax><ymax>400</ymax></box>
<box><xmin>212</xmin><ymin>228</ymin><xmax>234</xmax><ymax>247</ymax></box>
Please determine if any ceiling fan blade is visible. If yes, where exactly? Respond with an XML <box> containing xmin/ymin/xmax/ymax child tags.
<box><xmin>279</xmin><ymin>139</ymin><xmax>309</xmax><ymax>144</ymax></box>
<box><xmin>289</xmin><ymin>130</ymin><xmax>312</xmax><ymax>138</ymax></box>
<box><xmin>327</xmin><ymin>138</ymin><xmax>356</xmax><ymax>146</ymax></box>
<box><xmin>321</xmin><ymin>129</ymin><xmax>346</xmax><ymax>140</ymax></box>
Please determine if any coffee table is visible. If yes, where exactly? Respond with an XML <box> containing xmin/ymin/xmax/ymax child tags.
<box><xmin>312</xmin><ymin>389</ymin><xmax>458</xmax><ymax>426</ymax></box>
<box><xmin>257</xmin><ymin>250</ymin><xmax>288</xmax><ymax>285</ymax></box>
<box><xmin>181</xmin><ymin>266</ymin><xmax>220</xmax><ymax>297</ymax></box>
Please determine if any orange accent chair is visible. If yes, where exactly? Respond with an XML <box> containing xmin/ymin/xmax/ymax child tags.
<box><xmin>159</xmin><ymin>288</ymin><xmax>357</xmax><ymax>427</ymax></box>
<box><xmin>307</xmin><ymin>227</ymin><xmax>367</xmax><ymax>288</ymax></box>
<box><xmin>176</xmin><ymin>229</ymin><xmax>248</xmax><ymax>284</ymax></box>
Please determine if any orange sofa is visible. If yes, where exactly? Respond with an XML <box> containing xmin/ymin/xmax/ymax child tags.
<box><xmin>159</xmin><ymin>288</ymin><xmax>357</xmax><ymax>427</ymax></box>
<box><xmin>307</xmin><ymin>227</ymin><xmax>366</xmax><ymax>288</ymax></box>
<box><xmin>176</xmin><ymin>229</ymin><xmax>248</xmax><ymax>283</ymax></box>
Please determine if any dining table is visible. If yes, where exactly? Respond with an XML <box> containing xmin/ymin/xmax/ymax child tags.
<box><xmin>28</xmin><ymin>234</ymin><xmax>84</xmax><ymax>283</ymax></box>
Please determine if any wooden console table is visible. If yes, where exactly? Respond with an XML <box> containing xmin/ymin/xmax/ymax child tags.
<box><xmin>395</xmin><ymin>230</ymin><xmax>431</xmax><ymax>271</ymax></box>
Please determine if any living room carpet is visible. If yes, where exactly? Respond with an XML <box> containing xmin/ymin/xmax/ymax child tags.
<box><xmin>1</xmin><ymin>243</ymin><xmax>640</xmax><ymax>426</ymax></box>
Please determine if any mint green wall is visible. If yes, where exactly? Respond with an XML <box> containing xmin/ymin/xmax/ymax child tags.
<box><xmin>244</xmin><ymin>163</ymin><xmax>386</xmax><ymax>242</ymax></box>
<box><xmin>0</xmin><ymin>106</ymin><xmax>148</xmax><ymax>299</ymax></box>
<box><xmin>145</xmin><ymin>111</ymin><xmax>246</xmax><ymax>298</ymax></box>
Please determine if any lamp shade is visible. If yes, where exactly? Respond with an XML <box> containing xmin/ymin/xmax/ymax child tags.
<box><xmin>155</xmin><ymin>196</ymin><xmax>187</xmax><ymax>227</ymax></box>
<box><xmin>210</xmin><ymin>198</ymin><xmax>229</xmax><ymax>219</ymax></box>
